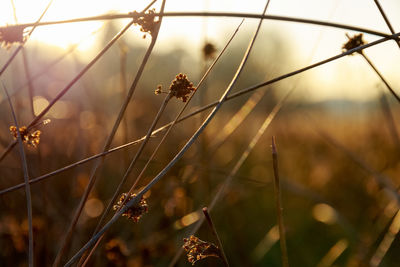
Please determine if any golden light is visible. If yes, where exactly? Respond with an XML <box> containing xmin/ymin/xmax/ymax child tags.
<box><xmin>251</xmin><ymin>225</ymin><xmax>280</xmax><ymax>261</ymax></box>
<box><xmin>174</xmin><ymin>211</ymin><xmax>201</xmax><ymax>229</ymax></box>
<box><xmin>317</xmin><ymin>239</ymin><xmax>348</xmax><ymax>267</ymax></box>
<box><xmin>84</xmin><ymin>198</ymin><xmax>104</xmax><ymax>218</ymax></box>
<box><xmin>312</xmin><ymin>203</ymin><xmax>337</xmax><ymax>225</ymax></box>
<box><xmin>33</xmin><ymin>96</ymin><xmax>49</xmax><ymax>116</ymax></box>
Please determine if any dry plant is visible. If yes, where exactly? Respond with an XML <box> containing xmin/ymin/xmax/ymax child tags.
<box><xmin>1</xmin><ymin>0</ymin><xmax>400</xmax><ymax>266</ymax></box>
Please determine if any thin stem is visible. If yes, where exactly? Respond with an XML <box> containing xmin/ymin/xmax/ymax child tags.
<box><xmin>8</xmin><ymin>12</ymin><xmax>394</xmax><ymax>40</ymax></box>
<box><xmin>271</xmin><ymin>136</ymin><xmax>289</xmax><ymax>267</ymax></box>
<box><xmin>119</xmin><ymin>41</ymin><xmax>129</xmax><ymax>168</ymax></box>
<box><xmin>20</xmin><ymin>48</ymin><xmax>35</xmax><ymax>117</ymax></box>
<box><xmin>202</xmin><ymin>207</ymin><xmax>229</xmax><ymax>267</ymax></box>
<box><xmin>2</xmin><ymin>83</ymin><xmax>34</xmax><ymax>267</ymax></box>
<box><xmin>372</xmin><ymin>0</ymin><xmax>400</xmax><ymax>49</ymax></box>
<box><xmin>360</xmin><ymin>52</ymin><xmax>400</xmax><ymax>103</ymax></box>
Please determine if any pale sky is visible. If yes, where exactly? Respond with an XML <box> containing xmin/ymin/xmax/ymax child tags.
<box><xmin>1</xmin><ymin>0</ymin><xmax>399</xmax><ymax>101</ymax></box>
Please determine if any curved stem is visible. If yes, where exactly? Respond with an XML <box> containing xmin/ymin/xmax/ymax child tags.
<box><xmin>8</xmin><ymin>12</ymin><xmax>393</xmax><ymax>39</ymax></box>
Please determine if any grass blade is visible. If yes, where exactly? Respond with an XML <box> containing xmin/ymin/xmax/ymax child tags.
<box><xmin>271</xmin><ymin>136</ymin><xmax>289</xmax><ymax>267</ymax></box>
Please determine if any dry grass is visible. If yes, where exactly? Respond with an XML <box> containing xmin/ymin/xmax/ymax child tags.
<box><xmin>1</xmin><ymin>0</ymin><xmax>400</xmax><ymax>266</ymax></box>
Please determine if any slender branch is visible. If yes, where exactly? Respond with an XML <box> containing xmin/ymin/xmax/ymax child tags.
<box><xmin>2</xmin><ymin>83</ymin><xmax>34</xmax><ymax>267</ymax></box>
<box><xmin>202</xmin><ymin>207</ymin><xmax>229</xmax><ymax>267</ymax></box>
<box><xmin>271</xmin><ymin>136</ymin><xmax>289</xmax><ymax>267</ymax></box>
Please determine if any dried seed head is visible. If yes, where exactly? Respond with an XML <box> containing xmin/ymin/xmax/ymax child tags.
<box><xmin>9</xmin><ymin>126</ymin><xmax>41</xmax><ymax>148</ymax></box>
<box><xmin>9</xmin><ymin>119</ymin><xmax>50</xmax><ymax>148</ymax></box>
<box><xmin>132</xmin><ymin>8</ymin><xmax>159</xmax><ymax>39</ymax></box>
<box><xmin>342</xmin><ymin>33</ymin><xmax>366</xmax><ymax>55</ymax></box>
<box><xmin>169</xmin><ymin>73</ymin><xmax>195</xmax><ymax>102</ymax></box>
<box><xmin>113</xmin><ymin>193</ymin><xmax>148</xmax><ymax>222</ymax></box>
<box><xmin>0</xmin><ymin>25</ymin><xmax>26</xmax><ymax>49</ymax></box>
<box><xmin>182</xmin><ymin>235</ymin><xmax>222</xmax><ymax>265</ymax></box>
<box><xmin>203</xmin><ymin>42</ymin><xmax>217</xmax><ymax>60</ymax></box>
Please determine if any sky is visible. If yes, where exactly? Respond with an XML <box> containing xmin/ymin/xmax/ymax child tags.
<box><xmin>0</xmin><ymin>0</ymin><xmax>399</xmax><ymax>101</ymax></box>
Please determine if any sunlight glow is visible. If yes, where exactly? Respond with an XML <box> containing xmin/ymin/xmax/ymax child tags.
<box><xmin>312</xmin><ymin>203</ymin><xmax>337</xmax><ymax>225</ymax></box>
<box><xmin>1</xmin><ymin>0</ymin><xmax>399</xmax><ymax>100</ymax></box>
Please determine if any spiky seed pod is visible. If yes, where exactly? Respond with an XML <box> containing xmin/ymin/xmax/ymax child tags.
<box><xmin>342</xmin><ymin>33</ymin><xmax>366</xmax><ymax>55</ymax></box>
<box><xmin>169</xmin><ymin>73</ymin><xmax>195</xmax><ymax>102</ymax></box>
<box><xmin>113</xmin><ymin>193</ymin><xmax>148</xmax><ymax>222</ymax></box>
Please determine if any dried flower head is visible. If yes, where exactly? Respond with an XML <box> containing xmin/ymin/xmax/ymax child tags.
<box><xmin>203</xmin><ymin>42</ymin><xmax>217</xmax><ymax>60</ymax></box>
<box><xmin>9</xmin><ymin>126</ymin><xmax>41</xmax><ymax>147</ymax></box>
<box><xmin>9</xmin><ymin>119</ymin><xmax>50</xmax><ymax>148</ymax></box>
<box><xmin>342</xmin><ymin>33</ymin><xmax>366</xmax><ymax>55</ymax></box>
<box><xmin>105</xmin><ymin>238</ymin><xmax>128</xmax><ymax>266</ymax></box>
<box><xmin>169</xmin><ymin>73</ymin><xmax>195</xmax><ymax>102</ymax></box>
<box><xmin>183</xmin><ymin>235</ymin><xmax>222</xmax><ymax>265</ymax></box>
<box><xmin>0</xmin><ymin>25</ymin><xmax>26</xmax><ymax>49</ymax></box>
<box><xmin>132</xmin><ymin>8</ymin><xmax>159</xmax><ymax>39</ymax></box>
<box><xmin>113</xmin><ymin>193</ymin><xmax>148</xmax><ymax>222</ymax></box>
